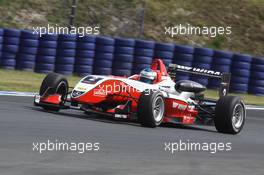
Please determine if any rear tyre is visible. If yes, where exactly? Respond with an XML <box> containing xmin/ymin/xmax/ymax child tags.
<box><xmin>138</xmin><ymin>90</ymin><xmax>165</xmax><ymax>127</ymax></box>
<box><xmin>214</xmin><ymin>96</ymin><xmax>246</xmax><ymax>134</ymax></box>
<box><xmin>39</xmin><ymin>73</ymin><xmax>68</xmax><ymax>111</ymax></box>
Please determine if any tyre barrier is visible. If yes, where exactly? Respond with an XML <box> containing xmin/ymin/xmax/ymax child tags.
<box><xmin>0</xmin><ymin>29</ymin><xmax>21</xmax><ymax>69</ymax></box>
<box><xmin>16</xmin><ymin>30</ymin><xmax>39</xmax><ymax>71</ymax></box>
<box><xmin>173</xmin><ymin>44</ymin><xmax>195</xmax><ymax>81</ymax></box>
<box><xmin>35</xmin><ymin>33</ymin><xmax>58</xmax><ymax>73</ymax></box>
<box><xmin>230</xmin><ymin>54</ymin><xmax>252</xmax><ymax>93</ymax></box>
<box><xmin>75</xmin><ymin>35</ymin><xmax>96</xmax><ymax>76</ymax></box>
<box><xmin>249</xmin><ymin>57</ymin><xmax>264</xmax><ymax>96</ymax></box>
<box><xmin>0</xmin><ymin>28</ymin><xmax>264</xmax><ymax>96</ymax></box>
<box><xmin>93</xmin><ymin>36</ymin><xmax>115</xmax><ymax>75</ymax></box>
<box><xmin>208</xmin><ymin>50</ymin><xmax>233</xmax><ymax>89</ymax></box>
<box><xmin>0</xmin><ymin>28</ymin><xmax>3</xmax><ymax>64</ymax></box>
<box><xmin>112</xmin><ymin>38</ymin><xmax>135</xmax><ymax>76</ymax></box>
<box><xmin>55</xmin><ymin>34</ymin><xmax>76</xmax><ymax>75</ymax></box>
<box><xmin>132</xmin><ymin>39</ymin><xmax>155</xmax><ymax>75</ymax></box>
<box><xmin>190</xmin><ymin>47</ymin><xmax>213</xmax><ymax>86</ymax></box>
<box><xmin>154</xmin><ymin>42</ymin><xmax>174</xmax><ymax>67</ymax></box>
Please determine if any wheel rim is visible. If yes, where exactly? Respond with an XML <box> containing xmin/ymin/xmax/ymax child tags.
<box><xmin>56</xmin><ymin>81</ymin><xmax>67</xmax><ymax>102</ymax></box>
<box><xmin>232</xmin><ymin>103</ymin><xmax>244</xmax><ymax>130</ymax></box>
<box><xmin>152</xmin><ymin>96</ymin><xmax>164</xmax><ymax>123</ymax></box>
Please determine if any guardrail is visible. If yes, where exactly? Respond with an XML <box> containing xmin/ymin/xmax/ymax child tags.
<box><xmin>0</xmin><ymin>28</ymin><xmax>263</xmax><ymax>96</ymax></box>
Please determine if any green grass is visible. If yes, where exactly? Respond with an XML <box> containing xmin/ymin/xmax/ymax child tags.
<box><xmin>0</xmin><ymin>69</ymin><xmax>80</xmax><ymax>92</ymax></box>
<box><xmin>0</xmin><ymin>69</ymin><xmax>264</xmax><ymax>105</ymax></box>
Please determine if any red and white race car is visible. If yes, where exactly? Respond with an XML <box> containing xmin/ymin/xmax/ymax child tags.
<box><xmin>34</xmin><ymin>59</ymin><xmax>246</xmax><ymax>134</ymax></box>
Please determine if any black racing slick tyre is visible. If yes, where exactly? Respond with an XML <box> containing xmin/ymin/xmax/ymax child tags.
<box><xmin>39</xmin><ymin>73</ymin><xmax>68</xmax><ymax>111</ymax></box>
<box><xmin>138</xmin><ymin>90</ymin><xmax>165</xmax><ymax>128</ymax></box>
<box><xmin>214</xmin><ymin>96</ymin><xmax>246</xmax><ymax>134</ymax></box>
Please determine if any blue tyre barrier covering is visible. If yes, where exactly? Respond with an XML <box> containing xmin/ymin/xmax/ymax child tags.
<box><xmin>58</xmin><ymin>34</ymin><xmax>77</xmax><ymax>41</ymax></box>
<box><xmin>76</xmin><ymin>43</ymin><xmax>95</xmax><ymax>50</ymax></box>
<box><xmin>213</xmin><ymin>50</ymin><xmax>233</xmax><ymax>58</ymax></box>
<box><xmin>96</xmin><ymin>36</ymin><xmax>115</xmax><ymax>45</ymax></box>
<box><xmin>1</xmin><ymin>29</ymin><xmax>21</xmax><ymax>69</ymax></box>
<box><xmin>35</xmin><ymin>33</ymin><xmax>58</xmax><ymax>73</ymax></box>
<box><xmin>35</xmin><ymin>63</ymin><xmax>55</xmax><ymax>73</ymax></box>
<box><xmin>75</xmin><ymin>58</ymin><xmax>94</xmax><ymax>66</ymax></box>
<box><xmin>115</xmin><ymin>38</ymin><xmax>135</xmax><ymax>47</ymax></box>
<box><xmin>3</xmin><ymin>37</ymin><xmax>20</xmax><ymax>45</ymax></box>
<box><xmin>132</xmin><ymin>40</ymin><xmax>155</xmax><ymax>75</ymax></box>
<box><xmin>230</xmin><ymin>83</ymin><xmax>249</xmax><ymax>93</ymax></box>
<box><xmin>57</xmin><ymin>49</ymin><xmax>75</xmax><ymax>57</ymax></box>
<box><xmin>93</xmin><ymin>36</ymin><xmax>114</xmax><ymax>75</ymax></box>
<box><xmin>18</xmin><ymin>47</ymin><xmax>38</xmax><ymax>54</ymax></box>
<box><xmin>134</xmin><ymin>56</ymin><xmax>153</xmax><ymax>64</ymax></box>
<box><xmin>249</xmin><ymin>57</ymin><xmax>264</xmax><ymax>95</ymax></box>
<box><xmin>113</xmin><ymin>38</ymin><xmax>135</xmax><ymax>76</ymax></box>
<box><xmin>112</xmin><ymin>62</ymin><xmax>133</xmax><ymax>70</ymax></box>
<box><xmin>114</xmin><ymin>46</ymin><xmax>134</xmax><ymax>55</ymax></box>
<box><xmin>193</xmin><ymin>47</ymin><xmax>214</xmax><ymax>56</ymax></box>
<box><xmin>233</xmin><ymin>54</ymin><xmax>252</xmax><ymax>63</ymax></box>
<box><xmin>96</xmin><ymin>45</ymin><xmax>115</xmax><ymax>53</ymax></box>
<box><xmin>190</xmin><ymin>48</ymin><xmax>213</xmax><ymax>86</ymax></box>
<box><xmin>21</xmin><ymin>30</ymin><xmax>39</xmax><ymax>40</ymax></box>
<box><xmin>154</xmin><ymin>42</ymin><xmax>174</xmax><ymax>67</ymax></box>
<box><xmin>174</xmin><ymin>44</ymin><xmax>194</xmax><ymax>54</ymax></box>
<box><xmin>76</xmin><ymin>50</ymin><xmax>95</xmax><ymax>58</ymax></box>
<box><xmin>57</xmin><ymin>41</ymin><xmax>76</xmax><ymax>49</ymax></box>
<box><xmin>231</xmin><ymin>76</ymin><xmax>250</xmax><ymax>84</ymax></box>
<box><xmin>249</xmin><ymin>87</ymin><xmax>264</xmax><ymax>96</ymax></box>
<box><xmin>55</xmin><ymin>34</ymin><xmax>76</xmax><ymax>75</ymax></box>
<box><xmin>17</xmin><ymin>33</ymin><xmax>39</xmax><ymax>71</ymax></box>
<box><xmin>174</xmin><ymin>53</ymin><xmax>194</xmax><ymax>62</ymax></box>
<box><xmin>74</xmin><ymin>65</ymin><xmax>93</xmax><ymax>76</ymax></box>
<box><xmin>93</xmin><ymin>67</ymin><xmax>112</xmax><ymax>75</ymax></box>
<box><xmin>36</xmin><ymin>55</ymin><xmax>56</xmax><ymax>64</ymax></box>
<box><xmin>78</xmin><ymin>35</ymin><xmax>96</xmax><ymax>42</ymax></box>
<box><xmin>16</xmin><ymin>61</ymin><xmax>35</xmax><ymax>70</ymax></box>
<box><xmin>2</xmin><ymin>45</ymin><xmax>20</xmax><ymax>53</ymax></box>
<box><xmin>112</xmin><ymin>69</ymin><xmax>131</xmax><ymax>76</ymax></box>
<box><xmin>208</xmin><ymin>50</ymin><xmax>233</xmax><ymax>89</ymax></box>
<box><xmin>56</xmin><ymin>57</ymin><xmax>75</xmax><ymax>64</ymax></box>
<box><xmin>0</xmin><ymin>30</ymin><xmax>3</xmax><ymax>62</ymax></box>
<box><xmin>16</xmin><ymin>54</ymin><xmax>36</xmax><ymax>62</ymax></box>
<box><xmin>75</xmin><ymin>35</ymin><xmax>96</xmax><ymax>76</ymax></box>
<box><xmin>40</xmin><ymin>33</ymin><xmax>58</xmax><ymax>41</ymax></box>
<box><xmin>230</xmin><ymin>54</ymin><xmax>252</xmax><ymax>93</ymax></box>
<box><xmin>20</xmin><ymin>39</ymin><xmax>39</xmax><ymax>47</ymax></box>
<box><xmin>93</xmin><ymin>60</ymin><xmax>112</xmax><ymax>68</ymax></box>
<box><xmin>3</xmin><ymin>29</ymin><xmax>21</xmax><ymax>37</ymax></box>
<box><xmin>134</xmin><ymin>40</ymin><xmax>155</xmax><ymax>49</ymax></box>
<box><xmin>95</xmin><ymin>53</ymin><xmax>114</xmax><ymax>60</ymax></box>
<box><xmin>155</xmin><ymin>42</ymin><xmax>175</xmax><ymax>52</ymax></box>
<box><xmin>39</xmin><ymin>40</ymin><xmax>58</xmax><ymax>48</ymax></box>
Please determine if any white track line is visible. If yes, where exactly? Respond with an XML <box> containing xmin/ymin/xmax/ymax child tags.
<box><xmin>1</xmin><ymin>91</ymin><xmax>264</xmax><ymax>110</ymax></box>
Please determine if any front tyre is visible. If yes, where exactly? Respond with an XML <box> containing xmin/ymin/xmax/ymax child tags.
<box><xmin>39</xmin><ymin>73</ymin><xmax>68</xmax><ymax>111</ymax></box>
<box><xmin>138</xmin><ymin>90</ymin><xmax>165</xmax><ymax>128</ymax></box>
<box><xmin>214</xmin><ymin>96</ymin><xmax>246</xmax><ymax>134</ymax></box>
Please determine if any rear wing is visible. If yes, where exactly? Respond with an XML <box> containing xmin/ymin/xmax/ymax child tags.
<box><xmin>168</xmin><ymin>64</ymin><xmax>231</xmax><ymax>97</ymax></box>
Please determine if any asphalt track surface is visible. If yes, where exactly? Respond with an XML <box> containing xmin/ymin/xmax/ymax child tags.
<box><xmin>0</xmin><ymin>96</ymin><xmax>263</xmax><ymax>175</ymax></box>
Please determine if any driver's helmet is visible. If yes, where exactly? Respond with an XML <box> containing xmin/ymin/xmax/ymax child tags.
<box><xmin>139</xmin><ymin>68</ymin><xmax>157</xmax><ymax>84</ymax></box>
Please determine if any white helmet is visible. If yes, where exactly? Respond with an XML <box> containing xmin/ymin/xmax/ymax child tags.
<box><xmin>139</xmin><ymin>68</ymin><xmax>157</xmax><ymax>84</ymax></box>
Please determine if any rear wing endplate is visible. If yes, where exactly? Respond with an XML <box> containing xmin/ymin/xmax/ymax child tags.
<box><xmin>168</xmin><ymin>64</ymin><xmax>231</xmax><ymax>97</ymax></box>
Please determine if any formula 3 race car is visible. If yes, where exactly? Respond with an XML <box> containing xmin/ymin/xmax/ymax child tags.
<box><xmin>34</xmin><ymin>59</ymin><xmax>246</xmax><ymax>134</ymax></box>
